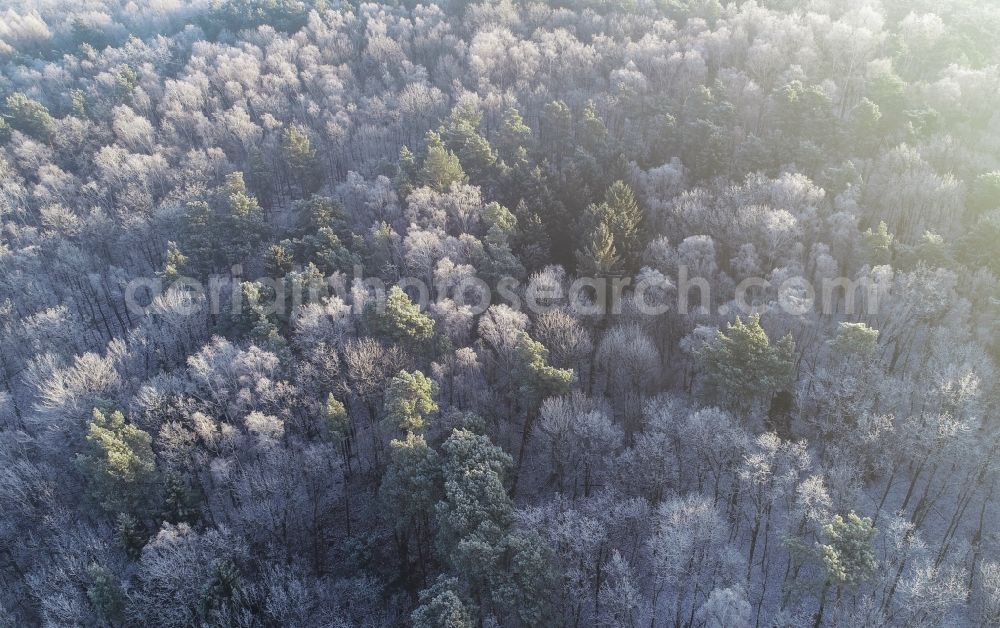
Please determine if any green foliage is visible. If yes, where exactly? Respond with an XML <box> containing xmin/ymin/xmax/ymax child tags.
<box><xmin>435</xmin><ymin>429</ymin><xmax>514</xmax><ymax>568</ymax></box>
<box><xmin>968</xmin><ymin>171</ymin><xmax>1000</xmax><ymax>218</ymax></box>
<box><xmin>368</xmin><ymin>286</ymin><xmax>436</xmax><ymax>350</ymax></box>
<box><xmin>542</xmin><ymin>100</ymin><xmax>573</xmax><ymax>159</ymax></box>
<box><xmin>903</xmin><ymin>107</ymin><xmax>941</xmax><ymax>140</ymax></box>
<box><xmin>236</xmin><ymin>281</ymin><xmax>283</xmax><ymax>346</ymax></box>
<box><xmin>819</xmin><ymin>512</ymin><xmax>877</xmax><ymax>588</ymax></box>
<box><xmin>774</xmin><ymin>81</ymin><xmax>836</xmax><ymax>143</ymax></box>
<box><xmin>4</xmin><ymin>92</ymin><xmax>55</xmax><ymax>139</ymax></box>
<box><xmin>430</xmin><ymin>429</ymin><xmax>551</xmax><ymax>624</ymax></box>
<box><xmin>660</xmin><ymin>0</ymin><xmax>723</xmax><ymax>24</ymax></box>
<box><xmin>509</xmin><ymin>163</ymin><xmax>569</xmax><ymax>263</ymax></box>
<box><xmin>850</xmin><ymin>97</ymin><xmax>883</xmax><ymax>155</ymax></box>
<box><xmin>181</xmin><ymin>201</ymin><xmax>216</xmax><ymax>275</ymax></box>
<box><xmin>70</xmin><ymin>22</ymin><xmax>113</xmax><ymax>54</ymax></box>
<box><xmin>159</xmin><ymin>241</ymin><xmax>188</xmax><ymax>284</ymax></box>
<box><xmin>284</xmin><ymin>262</ymin><xmax>328</xmax><ymax>310</ymax></box>
<box><xmin>396</xmin><ymin>144</ymin><xmax>419</xmax><ymax>195</ymax></box>
<box><xmin>289</xmin><ymin>196</ymin><xmax>356</xmax><ymax>272</ymax></box>
<box><xmin>484</xmin><ymin>201</ymin><xmax>517</xmax><ymax>235</ymax></box>
<box><xmin>862</xmin><ymin>220</ymin><xmax>894</xmax><ymax>265</ymax></box>
<box><xmin>6</xmin><ymin>2</ymin><xmax>1000</xmax><ymax>626</ymax></box>
<box><xmin>380</xmin><ymin>432</ymin><xmax>443</xmax><ymax>532</ymax></box>
<box><xmin>578</xmin><ymin>100</ymin><xmax>608</xmax><ymax>155</ymax></box>
<box><xmin>76</xmin><ymin>408</ymin><xmax>158</xmax><ymax>516</ymax></box>
<box><xmin>296</xmin><ymin>194</ymin><xmax>347</xmax><ymax>236</ymax></box>
<box><xmin>116</xmin><ymin>64</ymin><xmax>138</xmax><ymax>100</ymax></box>
<box><xmin>512</xmin><ymin>202</ymin><xmax>552</xmax><ymax>270</ymax></box>
<box><xmin>163</xmin><ymin>474</ymin><xmax>201</xmax><ymax>525</ymax></box>
<box><xmin>312</xmin><ymin>228</ymin><xmax>357</xmax><ymax>274</ymax></box>
<box><xmin>201</xmin><ymin>0</ymin><xmax>312</xmax><ymax>35</ymax></box>
<box><xmin>867</xmin><ymin>72</ymin><xmax>908</xmax><ymax>131</ymax></box>
<box><xmin>364</xmin><ymin>221</ymin><xmax>400</xmax><ymax>275</ymax></box>
<box><xmin>282</xmin><ymin>124</ymin><xmax>323</xmax><ymax>196</ymax></box>
<box><xmin>957</xmin><ymin>209</ymin><xmax>1000</xmax><ymax>274</ymax></box>
<box><xmin>264</xmin><ymin>241</ymin><xmax>295</xmax><ymax>276</ymax></box>
<box><xmin>490</xmin><ymin>529</ymin><xmax>557</xmax><ymax>626</ymax></box>
<box><xmin>71</xmin><ymin>89</ymin><xmax>88</xmax><ymax>118</ymax></box>
<box><xmin>649</xmin><ymin>112</ymin><xmax>679</xmax><ymax>163</ymax></box>
<box><xmin>422</xmin><ymin>130</ymin><xmax>467</xmax><ymax>192</ymax></box>
<box><xmin>384</xmin><ymin>370</ymin><xmax>438</xmax><ymax>434</ymax></box>
<box><xmin>249</xmin><ymin>148</ymin><xmax>276</xmax><ymax>208</ymax></box>
<box><xmin>86</xmin><ymin>563</ymin><xmax>125</xmax><ymax>624</ymax></box>
<box><xmin>441</xmin><ymin>101</ymin><xmax>497</xmax><ymax>185</ymax></box>
<box><xmin>697</xmin><ymin>314</ymin><xmax>795</xmax><ymax>409</ymax></box>
<box><xmin>482</xmin><ymin>224</ymin><xmax>526</xmax><ymax>282</ymax></box>
<box><xmin>115</xmin><ymin>513</ymin><xmax>146</xmax><ymax>559</ymax></box>
<box><xmin>677</xmin><ymin>85</ymin><xmax>733</xmax><ymax>179</ymax></box>
<box><xmin>580</xmin><ymin>180</ymin><xmax>643</xmax><ymax>271</ymax></box>
<box><xmin>223</xmin><ymin>172</ymin><xmax>266</xmax><ymax>232</ymax></box>
<box><xmin>831</xmin><ymin>322</ymin><xmax>879</xmax><ymax>359</ymax></box>
<box><xmin>324</xmin><ymin>394</ymin><xmax>350</xmax><ymax>441</ymax></box>
<box><xmin>199</xmin><ymin>558</ymin><xmax>248</xmax><ymax>621</ymax></box>
<box><xmin>182</xmin><ymin>172</ymin><xmax>270</xmax><ymax>275</ymax></box>
<box><xmin>576</xmin><ymin>220</ymin><xmax>621</xmax><ymax>276</ymax></box>
<box><xmin>913</xmin><ymin>231</ymin><xmax>952</xmax><ymax>268</ymax></box>
<box><xmin>412</xmin><ymin>577</ymin><xmax>476</xmax><ymax>628</ymax></box>
<box><xmin>497</xmin><ymin>107</ymin><xmax>533</xmax><ymax>162</ymax></box>
<box><xmin>482</xmin><ymin>202</ymin><xmax>519</xmax><ymax>273</ymax></box>
<box><xmin>515</xmin><ymin>332</ymin><xmax>574</xmax><ymax>405</ymax></box>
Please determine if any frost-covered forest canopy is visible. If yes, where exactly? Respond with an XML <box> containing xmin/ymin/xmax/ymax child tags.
<box><xmin>1</xmin><ymin>0</ymin><xmax>999</xmax><ymax>625</ymax></box>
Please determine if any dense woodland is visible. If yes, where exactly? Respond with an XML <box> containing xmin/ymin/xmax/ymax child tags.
<box><xmin>1</xmin><ymin>0</ymin><xmax>999</xmax><ymax>625</ymax></box>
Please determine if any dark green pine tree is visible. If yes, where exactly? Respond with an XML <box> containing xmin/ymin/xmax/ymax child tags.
<box><xmin>576</xmin><ymin>221</ymin><xmax>622</xmax><ymax>276</ymax></box>
<box><xmin>367</xmin><ymin>286</ymin><xmax>437</xmax><ymax>354</ymax></box>
<box><xmin>421</xmin><ymin>130</ymin><xmax>467</xmax><ymax>192</ymax></box>
<box><xmin>441</xmin><ymin>101</ymin><xmax>498</xmax><ymax>187</ymax></box>
<box><xmin>282</xmin><ymin>124</ymin><xmax>323</xmax><ymax>197</ymax></box>
<box><xmin>220</xmin><ymin>172</ymin><xmax>270</xmax><ymax>268</ymax></box>
<box><xmin>576</xmin><ymin>180</ymin><xmax>643</xmax><ymax>272</ymax></box>
<box><xmin>159</xmin><ymin>241</ymin><xmax>188</xmax><ymax>284</ymax></box>
<box><xmin>497</xmin><ymin>106</ymin><xmax>533</xmax><ymax>165</ymax></box>
<box><xmin>4</xmin><ymin>92</ymin><xmax>55</xmax><ymax>140</ymax></box>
